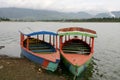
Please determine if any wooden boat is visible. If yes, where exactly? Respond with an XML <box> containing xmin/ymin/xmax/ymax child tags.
<box><xmin>19</xmin><ymin>30</ymin><xmax>60</xmax><ymax>72</ymax></box>
<box><xmin>58</xmin><ymin>27</ymin><xmax>97</xmax><ymax>76</ymax></box>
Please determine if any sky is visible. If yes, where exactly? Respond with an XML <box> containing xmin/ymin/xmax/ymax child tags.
<box><xmin>0</xmin><ymin>0</ymin><xmax>120</xmax><ymax>13</ymax></box>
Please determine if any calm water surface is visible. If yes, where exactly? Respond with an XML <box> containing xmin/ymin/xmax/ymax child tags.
<box><xmin>0</xmin><ymin>22</ymin><xmax>120</xmax><ymax>80</ymax></box>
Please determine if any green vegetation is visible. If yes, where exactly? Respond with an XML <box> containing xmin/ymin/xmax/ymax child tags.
<box><xmin>0</xmin><ymin>17</ymin><xmax>10</xmax><ymax>21</ymax></box>
<box><xmin>41</xmin><ymin>17</ymin><xmax>120</xmax><ymax>22</ymax></box>
<box><xmin>1</xmin><ymin>17</ymin><xmax>120</xmax><ymax>22</ymax></box>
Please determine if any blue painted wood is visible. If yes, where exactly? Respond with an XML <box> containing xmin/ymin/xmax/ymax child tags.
<box><xmin>21</xmin><ymin>48</ymin><xmax>44</xmax><ymax>64</ymax></box>
<box><xmin>21</xmin><ymin>47</ymin><xmax>60</xmax><ymax>72</ymax></box>
<box><xmin>21</xmin><ymin>31</ymin><xmax>57</xmax><ymax>36</ymax></box>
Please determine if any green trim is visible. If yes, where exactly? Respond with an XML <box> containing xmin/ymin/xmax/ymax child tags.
<box><xmin>58</xmin><ymin>31</ymin><xmax>97</xmax><ymax>38</ymax></box>
<box><xmin>46</xmin><ymin>62</ymin><xmax>58</xmax><ymax>72</ymax></box>
<box><xmin>62</xmin><ymin>55</ymin><xmax>92</xmax><ymax>76</ymax></box>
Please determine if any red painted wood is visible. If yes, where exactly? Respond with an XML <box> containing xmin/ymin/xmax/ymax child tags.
<box><xmin>60</xmin><ymin>36</ymin><xmax>63</xmax><ymax>49</ymax></box>
<box><xmin>43</xmin><ymin>60</ymin><xmax>49</xmax><ymax>68</ymax></box>
<box><xmin>91</xmin><ymin>37</ymin><xmax>94</xmax><ymax>53</ymax></box>
<box><xmin>27</xmin><ymin>37</ymin><xmax>29</xmax><ymax>50</ymax></box>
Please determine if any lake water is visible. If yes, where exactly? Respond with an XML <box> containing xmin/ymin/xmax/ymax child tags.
<box><xmin>0</xmin><ymin>22</ymin><xmax>120</xmax><ymax>80</ymax></box>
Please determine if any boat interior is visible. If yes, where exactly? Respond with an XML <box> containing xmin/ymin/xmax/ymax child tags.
<box><xmin>23</xmin><ymin>38</ymin><xmax>56</xmax><ymax>53</ymax></box>
<box><xmin>62</xmin><ymin>39</ymin><xmax>91</xmax><ymax>54</ymax></box>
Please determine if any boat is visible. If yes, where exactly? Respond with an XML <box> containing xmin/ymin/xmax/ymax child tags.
<box><xmin>57</xmin><ymin>27</ymin><xmax>97</xmax><ymax>76</ymax></box>
<box><xmin>19</xmin><ymin>30</ymin><xmax>60</xmax><ymax>72</ymax></box>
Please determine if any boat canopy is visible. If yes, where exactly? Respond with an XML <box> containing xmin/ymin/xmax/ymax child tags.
<box><xmin>58</xmin><ymin>27</ymin><xmax>97</xmax><ymax>38</ymax></box>
<box><xmin>19</xmin><ymin>28</ymin><xmax>57</xmax><ymax>36</ymax></box>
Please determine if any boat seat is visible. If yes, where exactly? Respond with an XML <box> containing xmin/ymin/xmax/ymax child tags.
<box><xmin>63</xmin><ymin>50</ymin><xmax>90</xmax><ymax>54</ymax></box>
<box><xmin>28</xmin><ymin>46</ymin><xmax>47</xmax><ymax>49</ymax></box>
<box><xmin>62</xmin><ymin>47</ymin><xmax>90</xmax><ymax>50</ymax></box>
<box><xmin>32</xmin><ymin>49</ymin><xmax>55</xmax><ymax>53</ymax></box>
<box><xmin>63</xmin><ymin>45</ymin><xmax>86</xmax><ymax>48</ymax></box>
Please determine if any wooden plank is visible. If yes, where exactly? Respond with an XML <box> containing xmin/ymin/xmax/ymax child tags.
<box><xmin>32</xmin><ymin>49</ymin><xmax>54</xmax><ymax>53</ymax></box>
<box><xmin>29</xmin><ymin>47</ymin><xmax>51</xmax><ymax>50</ymax></box>
<box><xmin>62</xmin><ymin>47</ymin><xmax>89</xmax><ymax>50</ymax></box>
<box><xmin>63</xmin><ymin>50</ymin><xmax>90</xmax><ymax>54</ymax></box>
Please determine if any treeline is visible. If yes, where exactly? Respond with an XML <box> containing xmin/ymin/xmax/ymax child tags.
<box><xmin>1</xmin><ymin>17</ymin><xmax>120</xmax><ymax>22</ymax></box>
<box><xmin>0</xmin><ymin>17</ymin><xmax>10</xmax><ymax>21</ymax></box>
<box><xmin>41</xmin><ymin>17</ymin><xmax>120</xmax><ymax>22</ymax></box>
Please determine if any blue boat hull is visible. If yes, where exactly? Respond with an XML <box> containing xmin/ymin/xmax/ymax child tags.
<box><xmin>21</xmin><ymin>48</ymin><xmax>60</xmax><ymax>72</ymax></box>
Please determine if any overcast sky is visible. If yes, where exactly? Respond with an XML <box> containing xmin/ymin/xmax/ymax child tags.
<box><xmin>0</xmin><ymin>0</ymin><xmax>120</xmax><ymax>13</ymax></box>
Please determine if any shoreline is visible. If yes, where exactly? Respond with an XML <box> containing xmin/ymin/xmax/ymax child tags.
<box><xmin>0</xmin><ymin>55</ymin><xmax>67</xmax><ymax>80</ymax></box>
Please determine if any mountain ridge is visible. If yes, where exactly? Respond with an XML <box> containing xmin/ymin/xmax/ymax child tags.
<box><xmin>0</xmin><ymin>7</ymin><xmax>120</xmax><ymax>20</ymax></box>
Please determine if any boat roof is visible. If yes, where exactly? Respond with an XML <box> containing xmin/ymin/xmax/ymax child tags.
<box><xmin>19</xmin><ymin>28</ymin><xmax>57</xmax><ymax>36</ymax></box>
<box><xmin>58</xmin><ymin>27</ymin><xmax>97</xmax><ymax>38</ymax></box>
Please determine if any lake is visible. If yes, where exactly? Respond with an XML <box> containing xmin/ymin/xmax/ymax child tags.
<box><xmin>0</xmin><ymin>22</ymin><xmax>120</xmax><ymax>80</ymax></box>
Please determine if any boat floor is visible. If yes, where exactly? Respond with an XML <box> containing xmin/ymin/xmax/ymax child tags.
<box><xmin>24</xmin><ymin>38</ymin><xmax>56</xmax><ymax>54</ymax></box>
<box><xmin>61</xmin><ymin>39</ymin><xmax>92</xmax><ymax>66</ymax></box>
<box><xmin>62</xmin><ymin>39</ymin><xmax>91</xmax><ymax>54</ymax></box>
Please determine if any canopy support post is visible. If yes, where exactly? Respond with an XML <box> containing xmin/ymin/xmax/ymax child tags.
<box><xmin>89</xmin><ymin>37</ymin><xmax>91</xmax><ymax>46</ymax></box>
<box><xmin>37</xmin><ymin>35</ymin><xmax>39</xmax><ymax>43</ymax></box>
<box><xmin>43</xmin><ymin>34</ymin><xmax>45</xmax><ymax>41</ymax></box>
<box><xmin>20</xmin><ymin>33</ymin><xmax>24</xmax><ymax>46</ymax></box>
<box><xmin>81</xmin><ymin>35</ymin><xmax>83</xmax><ymax>40</ymax></box>
<box><xmin>49</xmin><ymin>35</ymin><xmax>51</xmax><ymax>44</ymax></box>
<box><xmin>65</xmin><ymin>35</ymin><xmax>67</xmax><ymax>41</ymax></box>
<box><xmin>68</xmin><ymin>35</ymin><xmax>70</xmax><ymax>40</ymax></box>
<box><xmin>85</xmin><ymin>36</ymin><xmax>87</xmax><ymax>42</ymax></box>
<box><xmin>60</xmin><ymin>36</ymin><xmax>63</xmax><ymax>49</ymax></box>
<box><xmin>27</xmin><ymin>36</ymin><xmax>30</xmax><ymax>50</ymax></box>
<box><xmin>53</xmin><ymin>35</ymin><xmax>55</xmax><ymax>47</ymax></box>
<box><xmin>91</xmin><ymin>37</ymin><xmax>94</xmax><ymax>53</ymax></box>
<box><xmin>56</xmin><ymin>35</ymin><xmax>58</xmax><ymax>49</ymax></box>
